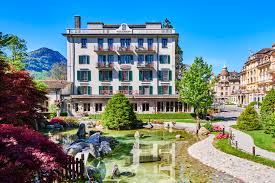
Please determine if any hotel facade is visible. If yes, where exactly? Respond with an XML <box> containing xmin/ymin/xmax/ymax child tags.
<box><xmin>62</xmin><ymin>16</ymin><xmax>192</xmax><ymax>116</ymax></box>
<box><xmin>237</xmin><ymin>43</ymin><xmax>275</xmax><ymax>106</ymax></box>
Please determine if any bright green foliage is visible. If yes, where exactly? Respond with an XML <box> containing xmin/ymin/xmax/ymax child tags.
<box><xmin>33</xmin><ymin>80</ymin><xmax>48</xmax><ymax>92</ymax></box>
<box><xmin>177</xmin><ymin>57</ymin><xmax>216</xmax><ymax>119</ymax></box>
<box><xmin>237</xmin><ymin>105</ymin><xmax>261</xmax><ymax>131</ymax></box>
<box><xmin>48</xmin><ymin>104</ymin><xmax>57</xmax><ymax>119</ymax></box>
<box><xmin>203</xmin><ymin>122</ymin><xmax>214</xmax><ymax>132</ymax></box>
<box><xmin>260</xmin><ymin>89</ymin><xmax>275</xmax><ymax>134</ymax></box>
<box><xmin>263</xmin><ymin>112</ymin><xmax>275</xmax><ymax>137</ymax></box>
<box><xmin>102</xmin><ymin>93</ymin><xmax>137</xmax><ymax>130</ymax></box>
<box><xmin>0</xmin><ymin>33</ymin><xmax>27</xmax><ymax>70</ymax></box>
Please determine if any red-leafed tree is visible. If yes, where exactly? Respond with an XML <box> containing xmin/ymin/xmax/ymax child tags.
<box><xmin>0</xmin><ymin>124</ymin><xmax>68</xmax><ymax>183</ymax></box>
<box><xmin>0</xmin><ymin>59</ymin><xmax>47</xmax><ymax>129</ymax></box>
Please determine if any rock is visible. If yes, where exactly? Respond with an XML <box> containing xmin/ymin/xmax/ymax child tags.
<box><xmin>38</xmin><ymin>120</ymin><xmax>46</xmax><ymax>129</ymax></box>
<box><xmin>120</xmin><ymin>171</ymin><xmax>135</xmax><ymax>177</ymax></box>
<box><xmin>99</xmin><ymin>136</ymin><xmax>119</xmax><ymax>149</ymax></box>
<box><xmin>110</xmin><ymin>164</ymin><xmax>120</xmax><ymax>179</ymax></box>
<box><xmin>89</xmin><ymin>144</ymin><xmax>100</xmax><ymax>158</ymax></box>
<box><xmin>198</xmin><ymin>127</ymin><xmax>210</xmax><ymax>136</ymax></box>
<box><xmin>87</xmin><ymin>132</ymin><xmax>100</xmax><ymax>144</ymax></box>
<box><xmin>86</xmin><ymin>166</ymin><xmax>102</xmax><ymax>183</ymax></box>
<box><xmin>67</xmin><ymin>144</ymin><xmax>83</xmax><ymax>156</ymax></box>
<box><xmin>99</xmin><ymin>141</ymin><xmax>112</xmax><ymax>155</ymax></box>
<box><xmin>46</xmin><ymin>125</ymin><xmax>55</xmax><ymax>129</ymax></box>
<box><xmin>76</xmin><ymin>123</ymin><xmax>86</xmax><ymax>139</ymax></box>
<box><xmin>89</xmin><ymin>130</ymin><xmax>102</xmax><ymax>136</ymax></box>
<box><xmin>54</xmin><ymin>123</ymin><xmax>62</xmax><ymax>129</ymax></box>
<box><xmin>175</xmin><ymin>134</ymin><xmax>181</xmax><ymax>139</ymax></box>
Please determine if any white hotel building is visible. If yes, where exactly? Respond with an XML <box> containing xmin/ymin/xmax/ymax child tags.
<box><xmin>63</xmin><ymin>16</ymin><xmax>192</xmax><ymax>116</ymax></box>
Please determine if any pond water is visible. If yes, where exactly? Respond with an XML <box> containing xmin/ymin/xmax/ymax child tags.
<box><xmin>49</xmin><ymin>128</ymin><xmax>243</xmax><ymax>183</ymax></box>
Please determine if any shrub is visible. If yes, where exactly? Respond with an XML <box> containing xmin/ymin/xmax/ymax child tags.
<box><xmin>50</xmin><ymin>117</ymin><xmax>66</xmax><ymax>126</ymax></box>
<box><xmin>203</xmin><ymin>122</ymin><xmax>213</xmax><ymax>132</ymax></box>
<box><xmin>60</xmin><ymin>112</ymin><xmax>68</xmax><ymax>116</ymax></box>
<box><xmin>237</xmin><ymin>105</ymin><xmax>261</xmax><ymax>131</ymax></box>
<box><xmin>216</xmin><ymin>132</ymin><xmax>229</xmax><ymax>139</ymax></box>
<box><xmin>263</xmin><ymin>112</ymin><xmax>275</xmax><ymax>137</ymax></box>
<box><xmin>0</xmin><ymin>124</ymin><xmax>68</xmax><ymax>182</ymax></box>
<box><xmin>213</xmin><ymin>124</ymin><xmax>223</xmax><ymax>132</ymax></box>
<box><xmin>102</xmin><ymin>93</ymin><xmax>137</xmax><ymax>130</ymax></box>
<box><xmin>62</xmin><ymin>117</ymin><xmax>79</xmax><ymax>127</ymax></box>
<box><xmin>48</xmin><ymin>104</ymin><xmax>57</xmax><ymax>119</ymax></box>
<box><xmin>260</xmin><ymin>89</ymin><xmax>275</xmax><ymax>133</ymax></box>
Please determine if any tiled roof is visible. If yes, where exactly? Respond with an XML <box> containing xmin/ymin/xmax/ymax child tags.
<box><xmin>41</xmin><ymin>80</ymin><xmax>71</xmax><ymax>89</ymax></box>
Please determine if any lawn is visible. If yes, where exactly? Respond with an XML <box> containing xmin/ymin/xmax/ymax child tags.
<box><xmin>214</xmin><ymin>138</ymin><xmax>275</xmax><ymax>168</ymax></box>
<box><xmin>231</xmin><ymin>125</ymin><xmax>275</xmax><ymax>153</ymax></box>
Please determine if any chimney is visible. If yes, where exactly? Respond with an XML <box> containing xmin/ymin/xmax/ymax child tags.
<box><xmin>74</xmin><ymin>15</ymin><xmax>81</xmax><ymax>29</ymax></box>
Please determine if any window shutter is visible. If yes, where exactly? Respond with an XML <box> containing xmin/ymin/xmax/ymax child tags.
<box><xmin>109</xmin><ymin>86</ymin><xmax>113</xmax><ymax>94</ymax></box>
<box><xmin>129</xmin><ymin>71</ymin><xmax>133</xmax><ymax>81</ymax></box>
<box><xmin>129</xmin><ymin>86</ymin><xmax>132</xmax><ymax>91</ymax></box>
<box><xmin>99</xmin><ymin>71</ymin><xmax>102</xmax><ymax>81</ymax></box>
<box><xmin>87</xmin><ymin>56</ymin><xmax>90</xmax><ymax>64</ymax></box>
<box><xmin>159</xmin><ymin>55</ymin><xmax>163</xmax><ymax>64</ymax></box>
<box><xmin>109</xmin><ymin>71</ymin><xmax>113</xmax><ymax>81</ymax></box>
<box><xmin>145</xmin><ymin>55</ymin><xmax>148</xmax><ymax>62</ymax></box>
<box><xmin>149</xmin><ymin>71</ymin><xmax>153</xmax><ymax>81</ymax></box>
<box><xmin>168</xmin><ymin>55</ymin><xmax>170</xmax><ymax>64</ymax></box>
<box><xmin>77</xmin><ymin>86</ymin><xmax>81</xmax><ymax>95</ymax></box>
<box><xmin>103</xmin><ymin>55</ymin><xmax>106</xmax><ymax>62</ymax></box>
<box><xmin>119</xmin><ymin>71</ymin><xmax>122</xmax><ymax>81</ymax></box>
<box><xmin>119</xmin><ymin>86</ymin><xmax>122</xmax><ymax>92</ymax></box>
<box><xmin>77</xmin><ymin>71</ymin><xmax>80</xmax><ymax>81</ymax></box>
<box><xmin>99</xmin><ymin>86</ymin><xmax>103</xmax><ymax>95</ymax></box>
<box><xmin>150</xmin><ymin>86</ymin><xmax>153</xmax><ymax>95</ymax></box>
<box><xmin>139</xmin><ymin>71</ymin><xmax>142</xmax><ymax>81</ymax></box>
<box><xmin>118</xmin><ymin>55</ymin><xmax>121</xmax><ymax>64</ymax></box>
<box><xmin>79</xmin><ymin>56</ymin><xmax>82</xmax><ymax>64</ymax></box>
<box><xmin>158</xmin><ymin>86</ymin><xmax>162</xmax><ymax>95</ymax></box>
<box><xmin>130</xmin><ymin>55</ymin><xmax>134</xmax><ymax>64</ymax></box>
<box><xmin>88</xmin><ymin>71</ymin><xmax>91</xmax><ymax>81</ymax></box>
<box><xmin>169</xmin><ymin>70</ymin><xmax>172</xmax><ymax>81</ymax></box>
<box><xmin>139</xmin><ymin>86</ymin><xmax>142</xmax><ymax>95</ymax></box>
<box><xmin>88</xmin><ymin>86</ymin><xmax>91</xmax><ymax>95</ymax></box>
<box><xmin>169</xmin><ymin>86</ymin><xmax>172</xmax><ymax>95</ymax></box>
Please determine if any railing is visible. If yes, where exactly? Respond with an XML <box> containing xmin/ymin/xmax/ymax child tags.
<box><xmin>94</xmin><ymin>45</ymin><xmax>115</xmax><ymax>52</ymax></box>
<box><xmin>96</xmin><ymin>62</ymin><xmax>114</xmax><ymax>69</ymax></box>
<box><xmin>99</xmin><ymin>90</ymin><xmax>113</xmax><ymax>95</ymax></box>
<box><xmin>137</xmin><ymin>62</ymin><xmax>154</xmax><ymax>69</ymax></box>
<box><xmin>135</xmin><ymin>46</ymin><xmax>157</xmax><ymax>52</ymax></box>
<box><xmin>66</xmin><ymin>28</ymin><xmax>176</xmax><ymax>34</ymax></box>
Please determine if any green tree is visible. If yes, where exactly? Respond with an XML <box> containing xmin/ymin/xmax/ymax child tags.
<box><xmin>237</xmin><ymin>105</ymin><xmax>261</xmax><ymax>130</ymax></box>
<box><xmin>178</xmin><ymin>57</ymin><xmax>215</xmax><ymax>131</ymax></box>
<box><xmin>33</xmin><ymin>80</ymin><xmax>48</xmax><ymax>92</ymax></box>
<box><xmin>260</xmin><ymin>89</ymin><xmax>275</xmax><ymax>134</ymax></box>
<box><xmin>0</xmin><ymin>33</ymin><xmax>27</xmax><ymax>70</ymax></box>
<box><xmin>49</xmin><ymin>62</ymin><xmax>67</xmax><ymax>80</ymax></box>
<box><xmin>102</xmin><ymin>93</ymin><xmax>137</xmax><ymax>130</ymax></box>
<box><xmin>263</xmin><ymin>112</ymin><xmax>275</xmax><ymax>137</ymax></box>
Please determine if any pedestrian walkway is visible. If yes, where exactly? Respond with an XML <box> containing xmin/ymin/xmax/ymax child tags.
<box><xmin>188</xmin><ymin>135</ymin><xmax>275</xmax><ymax>183</ymax></box>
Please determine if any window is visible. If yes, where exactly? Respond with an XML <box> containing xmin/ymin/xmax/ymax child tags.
<box><xmin>138</xmin><ymin>55</ymin><xmax>145</xmax><ymax>63</ymax></box>
<box><xmin>108</xmin><ymin>55</ymin><xmax>114</xmax><ymax>63</ymax></box>
<box><xmin>95</xmin><ymin>103</ymin><xmax>102</xmax><ymax>112</ymax></box>
<box><xmin>84</xmin><ymin>103</ymin><xmax>90</xmax><ymax>111</ymax></box>
<box><xmin>157</xmin><ymin>102</ymin><xmax>164</xmax><ymax>112</ymax></box>
<box><xmin>166</xmin><ymin>102</ymin><xmax>170</xmax><ymax>112</ymax></box>
<box><xmin>118</xmin><ymin>55</ymin><xmax>133</xmax><ymax>64</ymax></box>
<box><xmin>75</xmin><ymin>103</ymin><xmax>79</xmax><ymax>112</ymax></box>
<box><xmin>142</xmin><ymin>103</ymin><xmax>149</xmax><ymax>112</ymax></box>
<box><xmin>98</xmin><ymin>39</ymin><xmax>104</xmax><ymax>49</ymax></box>
<box><xmin>175</xmin><ymin>102</ymin><xmax>183</xmax><ymax>112</ymax></box>
<box><xmin>138</xmin><ymin>39</ymin><xmax>144</xmax><ymax>48</ymax></box>
<box><xmin>79</xmin><ymin>55</ymin><xmax>90</xmax><ymax>64</ymax></box>
<box><xmin>108</xmin><ymin>39</ymin><xmax>113</xmax><ymax>49</ymax></box>
<box><xmin>99</xmin><ymin>71</ymin><xmax>112</xmax><ymax>81</ymax></box>
<box><xmin>98</xmin><ymin>55</ymin><xmax>106</xmax><ymax>62</ymax></box>
<box><xmin>99</xmin><ymin>86</ymin><xmax>113</xmax><ymax>95</ymax></box>
<box><xmin>158</xmin><ymin>70</ymin><xmax>172</xmax><ymax>81</ymax></box>
<box><xmin>119</xmin><ymin>86</ymin><xmax>132</xmax><ymax>95</ymax></box>
<box><xmin>139</xmin><ymin>70</ymin><xmax>153</xmax><ymax>81</ymax></box>
<box><xmin>158</xmin><ymin>86</ymin><xmax>172</xmax><ymax>95</ymax></box>
<box><xmin>132</xmin><ymin>103</ymin><xmax>138</xmax><ymax>111</ymax></box>
<box><xmin>81</xmin><ymin>39</ymin><xmax>87</xmax><ymax>48</ymax></box>
<box><xmin>162</xmin><ymin>38</ymin><xmax>168</xmax><ymax>48</ymax></box>
<box><xmin>145</xmin><ymin>55</ymin><xmax>153</xmax><ymax>63</ymax></box>
<box><xmin>159</xmin><ymin>55</ymin><xmax>170</xmax><ymax>64</ymax></box>
<box><xmin>77</xmin><ymin>86</ymin><xmax>91</xmax><ymax>95</ymax></box>
<box><xmin>120</xmin><ymin>39</ymin><xmax>131</xmax><ymax>48</ymax></box>
<box><xmin>77</xmin><ymin>70</ymin><xmax>91</xmax><ymax>81</ymax></box>
<box><xmin>139</xmin><ymin>86</ymin><xmax>153</xmax><ymax>95</ymax></box>
<box><xmin>119</xmin><ymin>71</ymin><xmax>132</xmax><ymax>81</ymax></box>
<box><xmin>147</xmin><ymin>39</ymin><xmax>153</xmax><ymax>49</ymax></box>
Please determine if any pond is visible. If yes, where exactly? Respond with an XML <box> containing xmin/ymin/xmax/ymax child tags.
<box><xmin>48</xmin><ymin>128</ymin><xmax>242</xmax><ymax>183</ymax></box>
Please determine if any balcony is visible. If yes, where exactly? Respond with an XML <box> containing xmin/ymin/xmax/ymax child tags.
<box><xmin>96</xmin><ymin>62</ymin><xmax>114</xmax><ymax>70</ymax></box>
<box><xmin>135</xmin><ymin>46</ymin><xmax>157</xmax><ymax>54</ymax></box>
<box><xmin>137</xmin><ymin>62</ymin><xmax>154</xmax><ymax>70</ymax></box>
<box><xmin>99</xmin><ymin>90</ymin><xmax>113</xmax><ymax>95</ymax></box>
<box><xmin>117</xmin><ymin>46</ymin><xmax>134</xmax><ymax>54</ymax></box>
<box><xmin>119</xmin><ymin>90</ymin><xmax>133</xmax><ymax>95</ymax></box>
<box><xmin>94</xmin><ymin>45</ymin><xmax>117</xmax><ymax>54</ymax></box>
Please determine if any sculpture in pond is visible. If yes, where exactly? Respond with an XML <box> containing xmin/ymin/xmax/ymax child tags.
<box><xmin>76</xmin><ymin>123</ymin><xmax>86</xmax><ymax>139</ymax></box>
<box><xmin>110</xmin><ymin>164</ymin><xmax>120</xmax><ymax>179</ymax></box>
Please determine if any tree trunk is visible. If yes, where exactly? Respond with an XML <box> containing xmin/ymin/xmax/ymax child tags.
<box><xmin>196</xmin><ymin>113</ymin><xmax>201</xmax><ymax>134</ymax></box>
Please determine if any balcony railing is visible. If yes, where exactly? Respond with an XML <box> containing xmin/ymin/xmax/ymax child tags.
<box><xmin>135</xmin><ymin>46</ymin><xmax>157</xmax><ymax>53</ymax></box>
<box><xmin>137</xmin><ymin>62</ymin><xmax>154</xmax><ymax>69</ymax></box>
<box><xmin>119</xmin><ymin>90</ymin><xmax>133</xmax><ymax>95</ymax></box>
<box><xmin>117</xmin><ymin>46</ymin><xmax>134</xmax><ymax>53</ymax></box>
<box><xmin>99</xmin><ymin>90</ymin><xmax>113</xmax><ymax>95</ymax></box>
<box><xmin>96</xmin><ymin>62</ymin><xmax>114</xmax><ymax>69</ymax></box>
<box><xmin>94</xmin><ymin>45</ymin><xmax>116</xmax><ymax>53</ymax></box>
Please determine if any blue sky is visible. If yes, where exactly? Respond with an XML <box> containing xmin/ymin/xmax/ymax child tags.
<box><xmin>1</xmin><ymin>0</ymin><xmax>275</xmax><ymax>74</ymax></box>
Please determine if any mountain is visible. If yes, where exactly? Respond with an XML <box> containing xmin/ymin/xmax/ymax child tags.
<box><xmin>24</xmin><ymin>47</ymin><xmax>67</xmax><ymax>72</ymax></box>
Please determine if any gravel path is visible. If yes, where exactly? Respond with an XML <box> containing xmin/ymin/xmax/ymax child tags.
<box><xmin>188</xmin><ymin>135</ymin><xmax>275</xmax><ymax>183</ymax></box>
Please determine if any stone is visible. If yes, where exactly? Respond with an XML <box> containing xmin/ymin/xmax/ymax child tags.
<box><xmin>46</xmin><ymin>125</ymin><xmax>55</xmax><ymax>129</ymax></box>
<box><xmin>54</xmin><ymin>123</ymin><xmax>62</xmax><ymax>129</ymax></box>
<box><xmin>99</xmin><ymin>141</ymin><xmax>112</xmax><ymax>155</ymax></box>
<box><xmin>176</xmin><ymin>134</ymin><xmax>181</xmax><ymax>139</ymax></box>
<box><xmin>87</xmin><ymin>132</ymin><xmax>100</xmax><ymax>144</ymax></box>
<box><xmin>76</xmin><ymin>123</ymin><xmax>86</xmax><ymax>139</ymax></box>
<box><xmin>110</xmin><ymin>164</ymin><xmax>120</xmax><ymax>179</ymax></box>
<box><xmin>198</xmin><ymin>127</ymin><xmax>210</xmax><ymax>136</ymax></box>
<box><xmin>86</xmin><ymin>166</ymin><xmax>102</xmax><ymax>183</ymax></box>
<box><xmin>89</xmin><ymin>144</ymin><xmax>100</xmax><ymax>158</ymax></box>
<box><xmin>89</xmin><ymin>130</ymin><xmax>102</xmax><ymax>136</ymax></box>
<box><xmin>67</xmin><ymin>144</ymin><xmax>83</xmax><ymax>156</ymax></box>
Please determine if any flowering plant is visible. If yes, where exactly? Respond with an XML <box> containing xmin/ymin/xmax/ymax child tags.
<box><xmin>50</xmin><ymin>117</ymin><xmax>66</xmax><ymax>126</ymax></box>
<box><xmin>213</xmin><ymin>124</ymin><xmax>223</xmax><ymax>132</ymax></box>
<box><xmin>215</xmin><ymin>132</ymin><xmax>229</xmax><ymax>139</ymax></box>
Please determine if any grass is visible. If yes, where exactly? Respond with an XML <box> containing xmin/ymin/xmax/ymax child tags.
<box><xmin>214</xmin><ymin>138</ymin><xmax>275</xmax><ymax>168</ymax></box>
<box><xmin>231</xmin><ymin>125</ymin><xmax>275</xmax><ymax>153</ymax></box>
